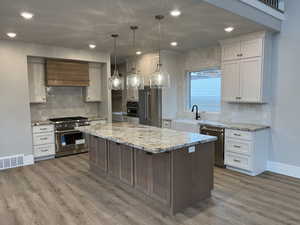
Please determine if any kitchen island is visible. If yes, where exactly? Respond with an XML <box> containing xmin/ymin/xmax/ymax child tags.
<box><xmin>77</xmin><ymin>122</ymin><xmax>217</xmax><ymax>214</ymax></box>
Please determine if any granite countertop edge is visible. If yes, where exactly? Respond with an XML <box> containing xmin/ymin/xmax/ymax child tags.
<box><xmin>196</xmin><ymin>120</ymin><xmax>270</xmax><ymax>132</ymax></box>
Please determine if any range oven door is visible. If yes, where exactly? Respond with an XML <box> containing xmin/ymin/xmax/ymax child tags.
<box><xmin>55</xmin><ymin>130</ymin><xmax>88</xmax><ymax>157</ymax></box>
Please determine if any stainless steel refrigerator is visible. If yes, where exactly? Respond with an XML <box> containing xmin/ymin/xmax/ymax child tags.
<box><xmin>139</xmin><ymin>86</ymin><xmax>162</xmax><ymax>127</ymax></box>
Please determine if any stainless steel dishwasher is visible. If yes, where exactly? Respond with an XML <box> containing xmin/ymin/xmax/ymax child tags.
<box><xmin>200</xmin><ymin>125</ymin><xmax>225</xmax><ymax>168</ymax></box>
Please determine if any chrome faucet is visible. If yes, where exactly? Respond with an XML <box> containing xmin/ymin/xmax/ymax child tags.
<box><xmin>191</xmin><ymin>105</ymin><xmax>201</xmax><ymax>120</ymax></box>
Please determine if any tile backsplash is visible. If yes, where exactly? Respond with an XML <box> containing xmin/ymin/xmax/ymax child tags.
<box><xmin>30</xmin><ymin>86</ymin><xmax>100</xmax><ymax>121</ymax></box>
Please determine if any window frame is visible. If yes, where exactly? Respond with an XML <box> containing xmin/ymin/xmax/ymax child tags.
<box><xmin>185</xmin><ymin>67</ymin><xmax>221</xmax><ymax>113</ymax></box>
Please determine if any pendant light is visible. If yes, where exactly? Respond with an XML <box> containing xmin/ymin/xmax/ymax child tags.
<box><xmin>109</xmin><ymin>34</ymin><xmax>124</xmax><ymax>90</ymax></box>
<box><xmin>126</xmin><ymin>26</ymin><xmax>144</xmax><ymax>90</ymax></box>
<box><xmin>149</xmin><ymin>15</ymin><xmax>170</xmax><ymax>89</ymax></box>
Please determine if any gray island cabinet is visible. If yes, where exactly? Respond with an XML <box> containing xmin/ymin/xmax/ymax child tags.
<box><xmin>78</xmin><ymin>122</ymin><xmax>217</xmax><ymax>215</ymax></box>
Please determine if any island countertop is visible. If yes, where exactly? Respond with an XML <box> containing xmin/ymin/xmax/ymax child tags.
<box><xmin>77</xmin><ymin>122</ymin><xmax>217</xmax><ymax>154</ymax></box>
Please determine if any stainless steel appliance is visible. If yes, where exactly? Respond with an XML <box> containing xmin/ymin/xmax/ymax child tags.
<box><xmin>138</xmin><ymin>86</ymin><xmax>162</xmax><ymax>127</ymax></box>
<box><xmin>49</xmin><ymin>116</ymin><xmax>90</xmax><ymax>157</ymax></box>
<box><xmin>126</xmin><ymin>101</ymin><xmax>139</xmax><ymax>117</ymax></box>
<box><xmin>200</xmin><ymin>125</ymin><xmax>225</xmax><ymax>168</ymax></box>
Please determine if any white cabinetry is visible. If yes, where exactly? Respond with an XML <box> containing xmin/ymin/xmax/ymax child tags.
<box><xmin>27</xmin><ymin>57</ymin><xmax>47</xmax><ymax>103</ymax></box>
<box><xmin>85</xmin><ymin>63</ymin><xmax>102</xmax><ymax>102</ymax></box>
<box><xmin>220</xmin><ymin>32</ymin><xmax>272</xmax><ymax>103</ymax></box>
<box><xmin>224</xmin><ymin>128</ymin><xmax>269</xmax><ymax>176</ymax></box>
<box><xmin>32</xmin><ymin>124</ymin><xmax>55</xmax><ymax>160</ymax></box>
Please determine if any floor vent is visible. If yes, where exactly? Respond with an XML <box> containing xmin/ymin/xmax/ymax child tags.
<box><xmin>0</xmin><ymin>155</ymin><xmax>24</xmax><ymax>171</ymax></box>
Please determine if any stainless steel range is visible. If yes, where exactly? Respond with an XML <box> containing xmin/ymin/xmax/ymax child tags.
<box><xmin>49</xmin><ymin>116</ymin><xmax>90</xmax><ymax>157</ymax></box>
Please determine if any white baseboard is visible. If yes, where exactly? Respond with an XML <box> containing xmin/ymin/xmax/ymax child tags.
<box><xmin>24</xmin><ymin>154</ymin><xmax>34</xmax><ymax>166</ymax></box>
<box><xmin>267</xmin><ymin>161</ymin><xmax>300</xmax><ymax>179</ymax></box>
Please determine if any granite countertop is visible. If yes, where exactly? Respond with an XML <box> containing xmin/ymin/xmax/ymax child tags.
<box><xmin>76</xmin><ymin>122</ymin><xmax>217</xmax><ymax>154</ymax></box>
<box><xmin>174</xmin><ymin>119</ymin><xmax>270</xmax><ymax>132</ymax></box>
<box><xmin>197</xmin><ymin>120</ymin><xmax>270</xmax><ymax>132</ymax></box>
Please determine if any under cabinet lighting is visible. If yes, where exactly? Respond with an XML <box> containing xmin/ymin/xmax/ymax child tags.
<box><xmin>136</xmin><ymin>51</ymin><xmax>142</xmax><ymax>55</ymax></box>
<box><xmin>170</xmin><ymin>42</ymin><xmax>178</xmax><ymax>46</ymax></box>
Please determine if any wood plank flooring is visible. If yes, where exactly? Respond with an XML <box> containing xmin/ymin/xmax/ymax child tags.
<box><xmin>0</xmin><ymin>153</ymin><xmax>299</xmax><ymax>225</ymax></box>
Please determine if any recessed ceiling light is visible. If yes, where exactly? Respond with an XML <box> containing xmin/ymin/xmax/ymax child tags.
<box><xmin>170</xmin><ymin>42</ymin><xmax>178</xmax><ymax>47</ymax></box>
<box><xmin>21</xmin><ymin>12</ymin><xmax>34</xmax><ymax>20</ymax></box>
<box><xmin>224</xmin><ymin>26</ymin><xmax>235</xmax><ymax>33</ymax></box>
<box><xmin>136</xmin><ymin>51</ymin><xmax>142</xmax><ymax>55</ymax></box>
<box><xmin>6</xmin><ymin>32</ymin><xmax>17</xmax><ymax>38</ymax></box>
<box><xmin>170</xmin><ymin>9</ymin><xmax>181</xmax><ymax>17</ymax></box>
<box><xmin>89</xmin><ymin>44</ymin><xmax>96</xmax><ymax>49</ymax></box>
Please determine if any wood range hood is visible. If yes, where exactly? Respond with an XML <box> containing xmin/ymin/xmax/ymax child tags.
<box><xmin>46</xmin><ymin>58</ymin><xmax>89</xmax><ymax>87</ymax></box>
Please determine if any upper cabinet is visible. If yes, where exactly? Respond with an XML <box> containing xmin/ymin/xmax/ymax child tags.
<box><xmin>28</xmin><ymin>57</ymin><xmax>47</xmax><ymax>103</ymax></box>
<box><xmin>85</xmin><ymin>63</ymin><xmax>102</xmax><ymax>102</ymax></box>
<box><xmin>219</xmin><ymin>32</ymin><xmax>272</xmax><ymax>103</ymax></box>
<box><xmin>46</xmin><ymin>59</ymin><xmax>89</xmax><ymax>87</ymax></box>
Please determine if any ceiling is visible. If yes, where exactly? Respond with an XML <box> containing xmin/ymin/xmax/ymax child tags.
<box><xmin>0</xmin><ymin>0</ymin><xmax>267</xmax><ymax>60</ymax></box>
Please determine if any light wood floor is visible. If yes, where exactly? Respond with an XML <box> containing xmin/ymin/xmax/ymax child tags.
<box><xmin>0</xmin><ymin>153</ymin><xmax>299</xmax><ymax>225</ymax></box>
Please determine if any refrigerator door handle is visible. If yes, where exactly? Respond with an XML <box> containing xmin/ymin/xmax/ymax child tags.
<box><xmin>144</xmin><ymin>92</ymin><xmax>148</xmax><ymax>121</ymax></box>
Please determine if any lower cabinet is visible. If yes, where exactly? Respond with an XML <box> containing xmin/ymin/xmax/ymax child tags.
<box><xmin>134</xmin><ymin>150</ymin><xmax>171</xmax><ymax>206</ymax></box>
<box><xmin>107</xmin><ymin>141</ymin><xmax>134</xmax><ymax>186</ymax></box>
<box><xmin>150</xmin><ymin>152</ymin><xmax>171</xmax><ymax>205</ymax></box>
<box><xmin>89</xmin><ymin>136</ymin><xmax>171</xmax><ymax>207</ymax></box>
<box><xmin>108</xmin><ymin>141</ymin><xmax>121</xmax><ymax>178</ymax></box>
<box><xmin>89</xmin><ymin>135</ymin><xmax>107</xmax><ymax>172</ymax></box>
<box><xmin>224</xmin><ymin>128</ymin><xmax>269</xmax><ymax>176</ymax></box>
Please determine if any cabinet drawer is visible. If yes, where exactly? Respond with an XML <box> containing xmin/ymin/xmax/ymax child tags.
<box><xmin>225</xmin><ymin>139</ymin><xmax>252</xmax><ymax>155</ymax></box>
<box><xmin>33</xmin><ymin>132</ymin><xmax>55</xmax><ymax>145</ymax></box>
<box><xmin>33</xmin><ymin>125</ymin><xmax>54</xmax><ymax>134</ymax></box>
<box><xmin>225</xmin><ymin>153</ymin><xmax>252</xmax><ymax>171</ymax></box>
<box><xmin>34</xmin><ymin>144</ymin><xmax>55</xmax><ymax>158</ymax></box>
<box><xmin>226</xmin><ymin>129</ymin><xmax>252</xmax><ymax>141</ymax></box>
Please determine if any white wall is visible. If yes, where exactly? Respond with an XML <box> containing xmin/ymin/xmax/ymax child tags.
<box><xmin>270</xmin><ymin>0</ymin><xmax>300</xmax><ymax>168</ymax></box>
<box><xmin>0</xmin><ymin>40</ymin><xmax>110</xmax><ymax>158</ymax></box>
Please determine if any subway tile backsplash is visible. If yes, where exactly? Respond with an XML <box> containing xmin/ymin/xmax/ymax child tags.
<box><xmin>30</xmin><ymin>86</ymin><xmax>100</xmax><ymax>121</ymax></box>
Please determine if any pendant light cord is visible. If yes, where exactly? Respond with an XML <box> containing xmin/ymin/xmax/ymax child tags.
<box><xmin>133</xmin><ymin>28</ymin><xmax>137</xmax><ymax>72</ymax></box>
<box><xmin>114</xmin><ymin>37</ymin><xmax>117</xmax><ymax>73</ymax></box>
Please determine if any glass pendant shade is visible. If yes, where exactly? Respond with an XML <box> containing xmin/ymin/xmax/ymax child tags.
<box><xmin>126</xmin><ymin>26</ymin><xmax>144</xmax><ymax>90</ymax></box>
<box><xmin>109</xmin><ymin>69</ymin><xmax>124</xmax><ymax>90</ymax></box>
<box><xmin>109</xmin><ymin>34</ymin><xmax>124</xmax><ymax>90</ymax></box>
<box><xmin>149</xmin><ymin>64</ymin><xmax>170</xmax><ymax>89</ymax></box>
<box><xmin>149</xmin><ymin>15</ymin><xmax>170</xmax><ymax>89</ymax></box>
<box><xmin>127</xmin><ymin>69</ymin><xmax>144</xmax><ymax>90</ymax></box>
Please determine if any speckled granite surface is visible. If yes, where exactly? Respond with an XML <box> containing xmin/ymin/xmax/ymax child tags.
<box><xmin>197</xmin><ymin>120</ymin><xmax>270</xmax><ymax>131</ymax></box>
<box><xmin>77</xmin><ymin>122</ymin><xmax>217</xmax><ymax>154</ymax></box>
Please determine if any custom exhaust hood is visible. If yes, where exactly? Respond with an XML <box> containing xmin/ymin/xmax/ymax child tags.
<box><xmin>46</xmin><ymin>59</ymin><xmax>89</xmax><ymax>87</ymax></box>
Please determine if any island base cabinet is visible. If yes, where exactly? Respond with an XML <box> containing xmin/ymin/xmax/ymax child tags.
<box><xmin>134</xmin><ymin>151</ymin><xmax>171</xmax><ymax>206</ymax></box>
<box><xmin>89</xmin><ymin>135</ymin><xmax>107</xmax><ymax>174</ymax></box>
<box><xmin>171</xmin><ymin>142</ymin><xmax>214</xmax><ymax>214</ymax></box>
<box><xmin>88</xmin><ymin>136</ymin><xmax>214</xmax><ymax>215</ymax></box>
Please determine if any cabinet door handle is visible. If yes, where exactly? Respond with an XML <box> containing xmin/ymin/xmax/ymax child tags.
<box><xmin>233</xmin><ymin>133</ymin><xmax>241</xmax><ymax>137</ymax></box>
<box><xmin>233</xmin><ymin>145</ymin><xmax>241</xmax><ymax>148</ymax></box>
<box><xmin>40</xmin><ymin>137</ymin><xmax>48</xmax><ymax>140</ymax></box>
<box><xmin>233</xmin><ymin>159</ymin><xmax>241</xmax><ymax>163</ymax></box>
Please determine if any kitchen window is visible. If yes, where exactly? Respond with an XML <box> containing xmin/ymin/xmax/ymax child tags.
<box><xmin>188</xmin><ymin>69</ymin><xmax>221</xmax><ymax>112</ymax></box>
